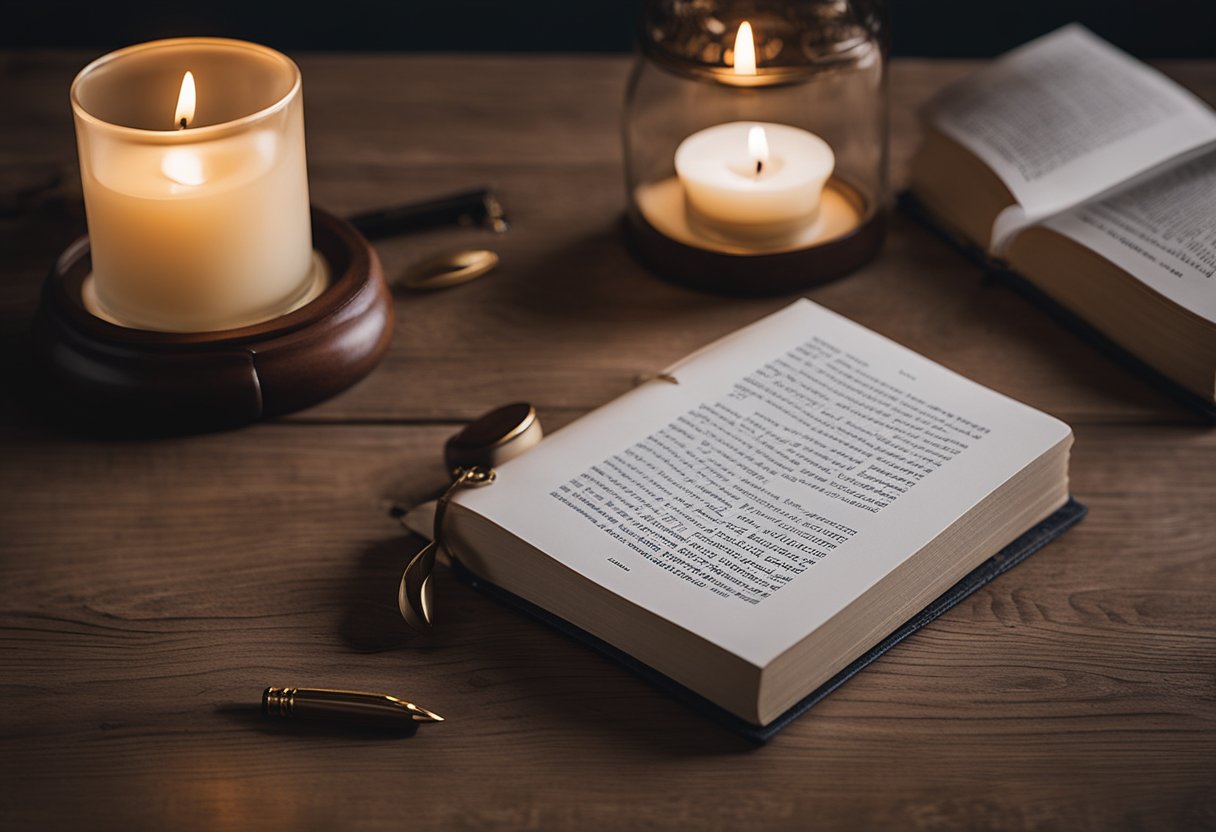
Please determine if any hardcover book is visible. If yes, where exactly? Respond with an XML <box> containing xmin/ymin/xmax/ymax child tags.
<box><xmin>908</xmin><ymin>24</ymin><xmax>1216</xmax><ymax>415</ymax></box>
<box><xmin>406</xmin><ymin>300</ymin><xmax>1085</xmax><ymax>740</ymax></box>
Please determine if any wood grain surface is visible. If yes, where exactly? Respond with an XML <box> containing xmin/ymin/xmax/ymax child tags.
<box><xmin>1</xmin><ymin>53</ymin><xmax>1213</xmax><ymax>831</ymax></box>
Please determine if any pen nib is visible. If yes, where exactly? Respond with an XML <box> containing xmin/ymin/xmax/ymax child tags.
<box><xmin>409</xmin><ymin>703</ymin><xmax>444</xmax><ymax>723</ymax></box>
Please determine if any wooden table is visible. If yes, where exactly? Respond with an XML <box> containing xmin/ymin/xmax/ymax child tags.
<box><xmin>2</xmin><ymin>53</ymin><xmax>1213</xmax><ymax>831</ymax></box>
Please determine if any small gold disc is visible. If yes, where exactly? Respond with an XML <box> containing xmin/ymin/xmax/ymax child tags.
<box><xmin>400</xmin><ymin>249</ymin><xmax>499</xmax><ymax>290</ymax></box>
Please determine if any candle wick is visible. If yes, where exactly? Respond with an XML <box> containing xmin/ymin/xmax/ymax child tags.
<box><xmin>178</xmin><ymin>118</ymin><xmax>188</xmax><ymax>130</ymax></box>
<box><xmin>755</xmin><ymin>160</ymin><xmax>763</xmax><ymax>177</ymax></box>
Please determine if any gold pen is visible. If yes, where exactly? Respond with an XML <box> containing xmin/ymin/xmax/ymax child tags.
<box><xmin>262</xmin><ymin>687</ymin><xmax>443</xmax><ymax>726</ymax></box>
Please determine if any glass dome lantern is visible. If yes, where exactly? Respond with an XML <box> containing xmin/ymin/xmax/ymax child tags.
<box><xmin>623</xmin><ymin>0</ymin><xmax>890</xmax><ymax>294</ymax></box>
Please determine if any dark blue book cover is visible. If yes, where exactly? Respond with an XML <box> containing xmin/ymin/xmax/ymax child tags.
<box><xmin>453</xmin><ymin>497</ymin><xmax>1087</xmax><ymax>743</ymax></box>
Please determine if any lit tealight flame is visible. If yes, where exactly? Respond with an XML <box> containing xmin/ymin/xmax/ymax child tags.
<box><xmin>174</xmin><ymin>71</ymin><xmax>196</xmax><ymax>130</ymax></box>
<box><xmin>748</xmin><ymin>125</ymin><xmax>770</xmax><ymax>176</ymax></box>
<box><xmin>733</xmin><ymin>21</ymin><xmax>756</xmax><ymax>76</ymax></box>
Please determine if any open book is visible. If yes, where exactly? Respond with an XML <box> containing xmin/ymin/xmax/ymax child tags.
<box><xmin>407</xmin><ymin>301</ymin><xmax>1083</xmax><ymax>739</ymax></box>
<box><xmin>908</xmin><ymin>25</ymin><xmax>1216</xmax><ymax>410</ymax></box>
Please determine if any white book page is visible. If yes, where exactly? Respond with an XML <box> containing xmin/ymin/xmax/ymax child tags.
<box><xmin>455</xmin><ymin>300</ymin><xmax>1071</xmax><ymax>668</ymax></box>
<box><xmin>924</xmin><ymin>24</ymin><xmax>1216</xmax><ymax>250</ymax></box>
<box><xmin>1041</xmin><ymin>148</ymin><xmax>1216</xmax><ymax>324</ymax></box>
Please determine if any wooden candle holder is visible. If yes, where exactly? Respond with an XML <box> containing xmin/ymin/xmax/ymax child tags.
<box><xmin>625</xmin><ymin>178</ymin><xmax>886</xmax><ymax>296</ymax></box>
<box><xmin>32</xmin><ymin>207</ymin><xmax>393</xmax><ymax>434</ymax></box>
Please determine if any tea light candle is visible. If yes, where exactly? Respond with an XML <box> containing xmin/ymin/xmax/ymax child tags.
<box><xmin>71</xmin><ymin>38</ymin><xmax>318</xmax><ymax>332</ymax></box>
<box><xmin>675</xmin><ymin>121</ymin><xmax>835</xmax><ymax>245</ymax></box>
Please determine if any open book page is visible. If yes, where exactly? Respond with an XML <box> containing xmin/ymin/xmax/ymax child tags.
<box><xmin>454</xmin><ymin>300</ymin><xmax>1071</xmax><ymax>668</ymax></box>
<box><xmin>924</xmin><ymin>24</ymin><xmax>1216</xmax><ymax>251</ymax></box>
<box><xmin>1040</xmin><ymin>148</ymin><xmax>1216</xmax><ymax>324</ymax></box>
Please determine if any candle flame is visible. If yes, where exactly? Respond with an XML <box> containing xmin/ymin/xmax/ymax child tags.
<box><xmin>733</xmin><ymin>21</ymin><xmax>756</xmax><ymax>76</ymax></box>
<box><xmin>174</xmin><ymin>71</ymin><xmax>196</xmax><ymax>129</ymax></box>
<box><xmin>748</xmin><ymin>125</ymin><xmax>770</xmax><ymax>174</ymax></box>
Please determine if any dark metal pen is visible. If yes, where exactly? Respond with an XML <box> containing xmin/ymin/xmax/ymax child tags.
<box><xmin>348</xmin><ymin>187</ymin><xmax>509</xmax><ymax>239</ymax></box>
<box><xmin>263</xmin><ymin>687</ymin><xmax>443</xmax><ymax>726</ymax></box>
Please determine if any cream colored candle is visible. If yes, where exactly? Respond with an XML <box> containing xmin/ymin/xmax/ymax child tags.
<box><xmin>71</xmin><ymin>38</ymin><xmax>318</xmax><ymax>332</ymax></box>
<box><xmin>675</xmin><ymin>121</ymin><xmax>835</xmax><ymax>245</ymax></box>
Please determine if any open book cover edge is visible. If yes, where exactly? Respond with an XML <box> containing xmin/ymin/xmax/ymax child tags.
<box><xmin>898</xmin><ymin>191</ymin><xmax>1216</xmax><ymax>422</ymax></box>
<box><xmin>450</xmin><ymin>496</ymin><xmax>1087</xmax><ymax>743</ymax></box>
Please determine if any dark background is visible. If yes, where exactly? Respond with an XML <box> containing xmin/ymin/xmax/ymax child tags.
<box><xmin>7</xmin><ymin>1</ymin><xmax>1216</xmax><ymax>58</ymax></box>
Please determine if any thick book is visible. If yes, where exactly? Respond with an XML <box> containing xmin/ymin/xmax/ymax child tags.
<box><xmin>406</xmin><ymin>300</ymin><xmax>1085</xmax><ymax>740</ymax></box>
<box><xmin>907</xmin><ymin>24</ymin><xmax>1216</xmax><ymax>415</ymax></box>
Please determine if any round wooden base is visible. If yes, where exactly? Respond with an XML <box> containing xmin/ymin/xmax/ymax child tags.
<box><xmin>32</xmin><ymin>208</ymin><xmax>394</xmax><ymax>434</ymax></box>
<box><xmin>624</xmin><ymin>187</ymin><xmax>887</xmax><ymax>296</ymax></box>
